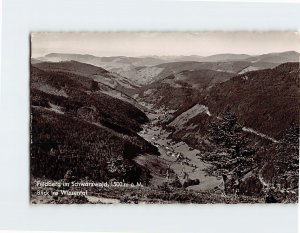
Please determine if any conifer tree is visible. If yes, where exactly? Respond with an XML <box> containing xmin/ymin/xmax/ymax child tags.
<box><xmin>274</xmin><ymin>124</ymin><xmax>299</xmax><ymax>189</ymax></box>
<box><xmin>201</xmin><ymin>108</ymin><xmax>257</xmax><ymax>188</ymax></box>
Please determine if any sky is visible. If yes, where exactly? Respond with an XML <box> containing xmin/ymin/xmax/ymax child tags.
<box><xmin>31</xmin><ymin>31</ymin><xmax>300</xmax><ymax>58</ymax></box>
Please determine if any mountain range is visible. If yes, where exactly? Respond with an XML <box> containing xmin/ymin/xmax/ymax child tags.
<box><xmin>31</xmin><ymin>50</ymin><xmax>299</xmax><ymax>202</ymax></box>
<box><xmin>33</xmin><ymin>51</ymin><xmax>299</xmax><ymax>85</ymax></box>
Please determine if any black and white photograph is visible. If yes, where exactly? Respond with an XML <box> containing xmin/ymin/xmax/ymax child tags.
<box><xmin>30</xmin><ymin>32</ymin><xmax>299</xmax><ymax>204</ymax></box>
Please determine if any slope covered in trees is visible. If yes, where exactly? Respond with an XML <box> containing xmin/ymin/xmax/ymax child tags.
<box><xmin>200</xmin><ymin>109</ymin><xmax>298</xmax><ymax>201</ymax></box>
<box><xmin>164</xmin><ymin>63</ymin><xmax>299</xmax><ymax>201</ymax></box>
<box><xmin>31</xmin><ymin>65</ymin><xmax>159</xmax><ymax>183</ymax></box>
<box><xmin>169</xmin><ymin>63</ymin><xmax>299</xmax><ymax>143</ymax></box>
<box><xmin>201</xmin><ymin>62</ymin><xmax>300</xmax><ymax>139</ymax></box>
<box><xmin>135</xmin><ymin>69</ymin><xmax>234</xmax><ymax>110</ymax></box>
<box><xmin>30</xmin><ymin>52</ymin><xmax>299</xmax><ymax>203</ymax></box>
<box><xmin>33</xmin><ymin>61</ymin><xmax>140</xmax><ymax>93</ymax></box>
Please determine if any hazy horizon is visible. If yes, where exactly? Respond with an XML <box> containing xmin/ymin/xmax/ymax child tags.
<box><xmin>31</xmin><ymin>32</ymin><xmax>300</xmax><ymax>58</ymax></box>
<box><xmin>33</xmin><ymin>50</ymin><xmax>299</xmax><ymax>59</ymax></box>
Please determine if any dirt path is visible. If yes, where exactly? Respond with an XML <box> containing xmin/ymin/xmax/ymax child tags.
<box><xmin>136</xmin><ymin>102</ymin><xmax>222</xmax><ymax>191</ymax></box>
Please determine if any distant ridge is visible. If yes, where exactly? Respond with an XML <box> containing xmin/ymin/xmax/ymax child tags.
<box><xmin>35</xmin><ymin>51</ymin><xmax>300</xmax><ymax>65</ymax></box>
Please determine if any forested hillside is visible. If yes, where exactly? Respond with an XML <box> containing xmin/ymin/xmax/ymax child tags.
<box><xmin>31</xmin><ymin>65</ymin><xmax>159</xmax><ymax>184</ymax></box>
<box><xmin>31</xmin><ymin>50</ymin><xmax>299</xmax><ymax>204</ymax></box>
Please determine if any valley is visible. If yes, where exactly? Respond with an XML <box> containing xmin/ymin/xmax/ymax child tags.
<box><xmin>135</xmin><ymin>102</ymin><xmax>222</xmax><ymax>191</ymax></box>
<box><xmin>30</xmin><ymin>50</ymin><xmax>299</xmax><ymax>204</ymax></box>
